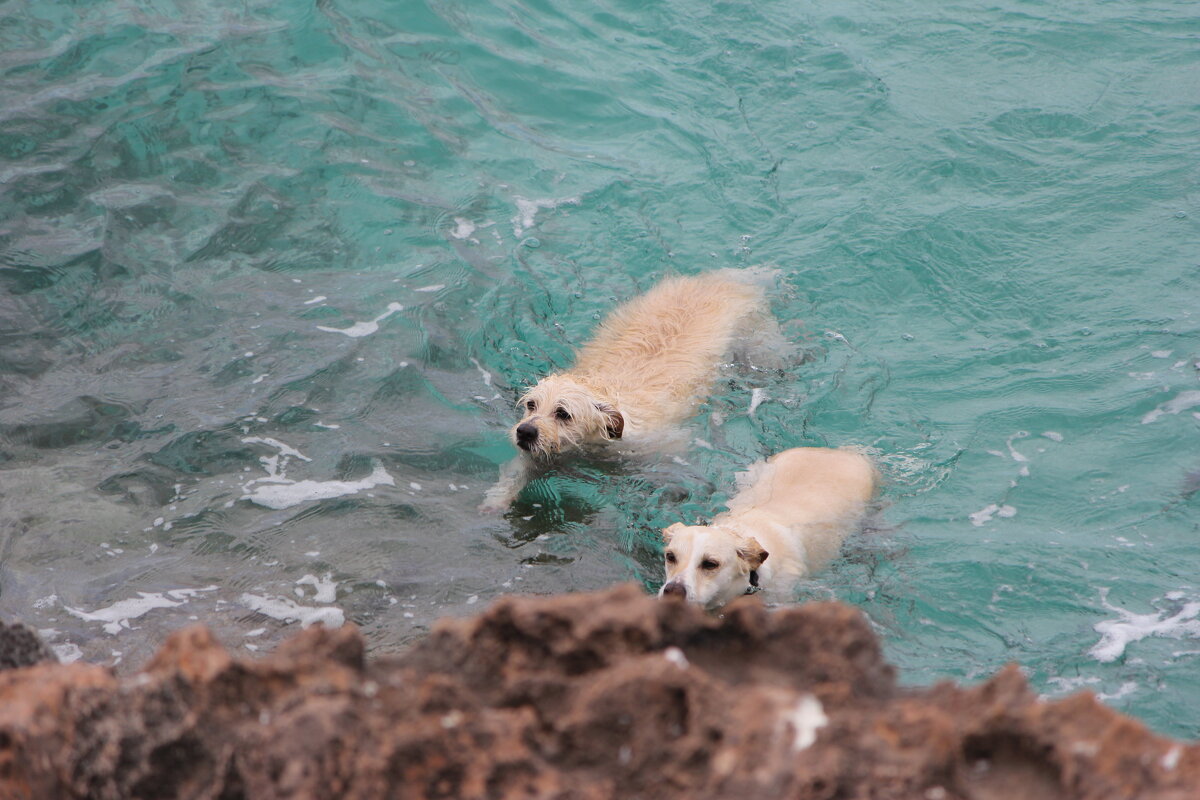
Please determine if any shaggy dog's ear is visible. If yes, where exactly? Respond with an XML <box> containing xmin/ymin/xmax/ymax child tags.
<box><xmin>737</xmin><ymin>537</ymin><xmax>768</xmax><ymax>570</ymax></box>
<box><xmin>598</xmin><ymin>403</ymin><xmax>624</xmax><ymax>439</ymax></box>
<box><xmin>662</xmin><ymin>522</ymin><xmax>684</xmax><ymax>543</ymax></box>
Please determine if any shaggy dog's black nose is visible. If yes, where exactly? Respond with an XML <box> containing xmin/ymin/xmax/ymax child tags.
<box><xmin>661</xmin><ymin>582</ymin><xmax>687</xmax><ymax>599</ymax></box>
<box><xmin>516</xmin><ymin>422</ymin><xmax>539</xmax><ymax>447</ymax></box>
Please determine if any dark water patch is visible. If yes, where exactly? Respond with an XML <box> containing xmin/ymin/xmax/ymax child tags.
<box><xmin>0</xmin><ymin>116</ymin><xmax>75</xmax><ymax>158</ymax></box>
<box><xmin>990</xmin><ymin>108</ymin><xmax>1100</xmax><ymax>141</ymax></box>
<box><xmin>2</xmin><ymin>395</ymin><xmax>137</xmax><ymax>450</ymax></box>
<box><xmin>97</xmin><ymin>466</ymin><xmax>179</xmax><ymax>507</ymax></box>
<box><xmin>185</xmin><ymin>182</ymin><xmax>294</xmax><ymax>262</ymax></box>
<box><xmin>146</xmin><ymin>429</ymin><xmax>263</xmax><ymax>476</ymax></box>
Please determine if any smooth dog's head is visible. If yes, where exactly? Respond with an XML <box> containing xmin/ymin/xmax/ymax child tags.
<box><xmin>511</xmin><ymin>374</ymin><xmax>624</xmax><ymax>460</ymax></box>
<box><xmin>658</xmin><ymin>522</ymin><xmax>768</xmax><ymax>610</ymax></box>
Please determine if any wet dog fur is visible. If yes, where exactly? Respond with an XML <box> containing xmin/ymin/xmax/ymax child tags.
<box><xmin>659</xmin><ymin>447</ymin><xmax>876</xmax><ymax>610</ymax></box>
<box><xmin>481</xmin><ymin>269</ymin><xmax>783</xmax><ymax>512</ymax></box>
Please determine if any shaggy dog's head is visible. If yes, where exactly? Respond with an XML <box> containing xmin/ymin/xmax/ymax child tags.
<box><xmin>511</xmin><ymin>374</ymin><xmax>624</xmax><ymax>459</ymax></box>
<box><xmin>658</xmin><ymin>522</ymin><xmax>768</xmax><ymax>610</ymax></box>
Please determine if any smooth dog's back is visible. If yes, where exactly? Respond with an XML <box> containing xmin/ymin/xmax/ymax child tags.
<box><xmin>723</xmin><ymin>447</ymin><xmax>876</xmax><ymax>576</ymax></box>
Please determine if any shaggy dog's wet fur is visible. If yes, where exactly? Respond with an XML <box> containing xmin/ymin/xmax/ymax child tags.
<box><xmin>659</xmin><ymin>447</ymin><xmax>876</xmax><ymax>610</ymax></box>
<box><xmin>481</xmin><ymin>269</ymin><xmax>782</xmax><ymax>512</ymax></box>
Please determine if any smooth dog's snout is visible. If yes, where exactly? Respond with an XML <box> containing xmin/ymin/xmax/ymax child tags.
<box><xmin>661</xmin><ymin>582</ymin><xmax>687</xmax><ymax>600</ymax></box>
<box><xmin>515</xmin><ymin>422</ymin><xmax>539</xmax><ymax>449</ymax></box>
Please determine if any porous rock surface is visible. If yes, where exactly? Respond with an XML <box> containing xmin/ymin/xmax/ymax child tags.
<box><xmin>0</xmin><ymin>620</ymin><xmax>56</xmax><ymax>671</ymax></box>
<box><xmin>0</xmin><ymin>584</ymin><xmax>1195</xmax><ymax>799</ymax></box>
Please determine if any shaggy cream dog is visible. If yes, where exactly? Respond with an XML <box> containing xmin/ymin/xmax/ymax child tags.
<box><xmin>480</xmin><ymin>269</ymin><xmax>783</xmax><ymax>512</ymax></box>
<box><xmin>659</xmin><ymin>447</ymin><xmax>876</xmax><ymax>610</ymax></box>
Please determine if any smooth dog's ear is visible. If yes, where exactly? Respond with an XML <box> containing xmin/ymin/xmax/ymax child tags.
<box><xmin>736</xmin><ymin>537</ymin><xmax>768</xmax><ymax>570</ymax></box>
<box><xmin>662</xmin><ymin>522</ymin><xmax>684</xmax><ymax>543</ymax></box>
<box><xmin>597</xmin><ymin>403</ymin><xmax>624</xmax><ymax>439</ymax></box>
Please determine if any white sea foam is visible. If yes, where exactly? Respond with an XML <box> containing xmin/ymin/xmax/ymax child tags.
<box><xmin>414</xmin><ymin>284</ymin><xmax>444</xmax><ymax>293</ymax></box>
<box><xmin>1089</xmin><ymin>589</ymin><xmax>1200</xmax><ymax>663</ymax></box>
<box><xmin>511</xmin><ymin>196</ymin><xmax>579</xmax><ymax>237</ymax></box>
<box><xmin>53</xmin><ymin>643</ymin><xmax>83</xmax><ymax>663</ymax></box>
<box><xmin>64</xmin><ymin>586</ymin><xmax>218</xmax><ymax>635</ymax></box>
<box><xmin>1141</xmin><ymin>390</ymin><xmax>1200</xmax><ymax>424</ymax></box>
<box><xmin>240</xmin><ymin>436</ymin><xmax>311</xmax><ymax>496</ymax></box>
<box><xmin>242</xmin><ymin>462</ymin><xmax>394</xmax><ymax>510</ymax></box>
<box><xmin>296</xmin><ymin>573</ymin><xmax>337</xmax><ymax>603</ymax></box>
<box><xmin>450</xmin><ymin>217</ymin><xmax>476</xmax><ymax>239</ymax></box>
<box><xmin>317</xmin><ymin>301</ymin><xmax>403</xmax><ymax>338</ymax></box>
<box><xmin>242</xmin><ymin>436</ymin><xmax>311</xmax><ymax>463</ymax></box>
<box><xmin>748</xmin><ymin>387</ymin><xmax>767</xmax><ymax>417</ymax></box>
<box><xmin>1096</xmin><ymin>681</ymin><xmax>1138</xmax><ymax>701</ymax></box>
<box><xmin>303</xmin><ymin>295</ymin><xmax>327</xmax><ymax>305</ymax></box>
<box><xmin>1005</xmin><ymin>432</ymin><xmax>1030</xmax><ymax>463</ymax></box>
<box><xmin>468</xmin><ymin>357</ymin><xmax>492</xmax><ymax>387</ymax></box>
<box><xmin>969</xmin><ymin>503</ymin><xmax>1016</xmax><ymax>527</ymax></box>
<box><xmin>1045</xmin><ymin>675</ymin><xmax>1100</xmax><ymax>695</ymax></box>
<box><xmin>240</xmin><ymin>593</ymin><xmax>344</xmax><ymax>628</ymax></box>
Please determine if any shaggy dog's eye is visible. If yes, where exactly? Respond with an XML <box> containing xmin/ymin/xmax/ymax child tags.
<box><xmin>525</xmin><ymin>400</ymin><xmax>536</xmax><ymax>412</ymax></box>
<box><xmin>555</xmin><ymin>407</ymin><xmax>572</xmax><ymax>422</ymax></box>
<box><xmin>665</xmin><ymin>552</ymin><xmax>676</xmax><ymax>564</ymax></box>
<box><xmin>700</xmin><ymin>559</ymin><xmax>719</xmax><ymax>570</ymax></box>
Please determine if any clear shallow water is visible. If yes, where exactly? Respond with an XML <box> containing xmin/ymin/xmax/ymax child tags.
<box><xmin>1</xmin><ymin>0</ymin><xmax>1197</xmax><ymax>735</ymax></box>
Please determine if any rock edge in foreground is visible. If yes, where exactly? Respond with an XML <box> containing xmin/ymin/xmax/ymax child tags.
<box><xmin>0</xmin><ymin>584</ymin><xmax>1195</xmax><ymax>799</ymax></box>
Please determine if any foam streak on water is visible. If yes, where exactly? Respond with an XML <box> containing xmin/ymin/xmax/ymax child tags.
<box><xmin>316</xmin><ymin>302</ymin><xmax>405</xmax><ymax>338</ymax></box>
<box><xmin>1090</xmin><ymin>590</ymin><xmax>1200</xmax><ymax>664</ymax></box>
<box><xmin>64</xmin><ymin>587</ymin><xmax>219</xmax><ymax>636</ymax></box>
<box><xmin>242</xmin><ymin>462</ymin><xmax>395</xmax><ymax>510</ymax></box>
<box><xmin>239</xmin><ymin>593</ymin><xmax>345</xmax><ymax>629</ymax></box>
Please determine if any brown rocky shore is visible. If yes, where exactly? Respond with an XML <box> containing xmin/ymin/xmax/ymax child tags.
<box><xmin>0</xmin><ymin>584</ymin><xmax>1195</xmax><ymax>799</ymax></box>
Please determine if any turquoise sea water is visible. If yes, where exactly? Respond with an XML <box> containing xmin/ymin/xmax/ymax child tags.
<box><xmin>1</xmin><ymin>0</ymin><xmax>1197</xmax><ymax>736</ymax></box>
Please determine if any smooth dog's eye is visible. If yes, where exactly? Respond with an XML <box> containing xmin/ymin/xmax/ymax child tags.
<box><xmin>700</xmin><ymin>559</ymin><xmax>719</xmax><ymax>570</ymax></box>
<box><xmin>525</xmin><ymin>400</ymin><xmax>536</xmax><ymax>412</ymax></box>
<box><xmin>665</xmin><ymin>552</ymin><xmax>676</xmax><ymax>564</ymax></box>
<box><xmin>555</xmin><ymin>407</ymin><xmax>572</xmax><ymax>422</ymax></box>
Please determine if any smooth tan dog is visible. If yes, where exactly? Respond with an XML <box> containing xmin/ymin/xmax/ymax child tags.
<box><xmin>480</xmin><ymin>269</ymin><xmax>783</xmax><ymax>512</ymax></box>
<box><xmin>659</xmin><ymin>447</ymin><xmax>876</xmax><ymax>610</ymax></box>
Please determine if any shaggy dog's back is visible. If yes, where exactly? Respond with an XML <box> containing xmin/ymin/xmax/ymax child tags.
<box><xmin>573</xmin><ymin>273</ymin><xmax>766</xmax><ymax>428</ymax></box>
<box><xmin>482</xmin><ymin>268</ymin><xmax>779</xmax><ymax>512</ymax></box>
